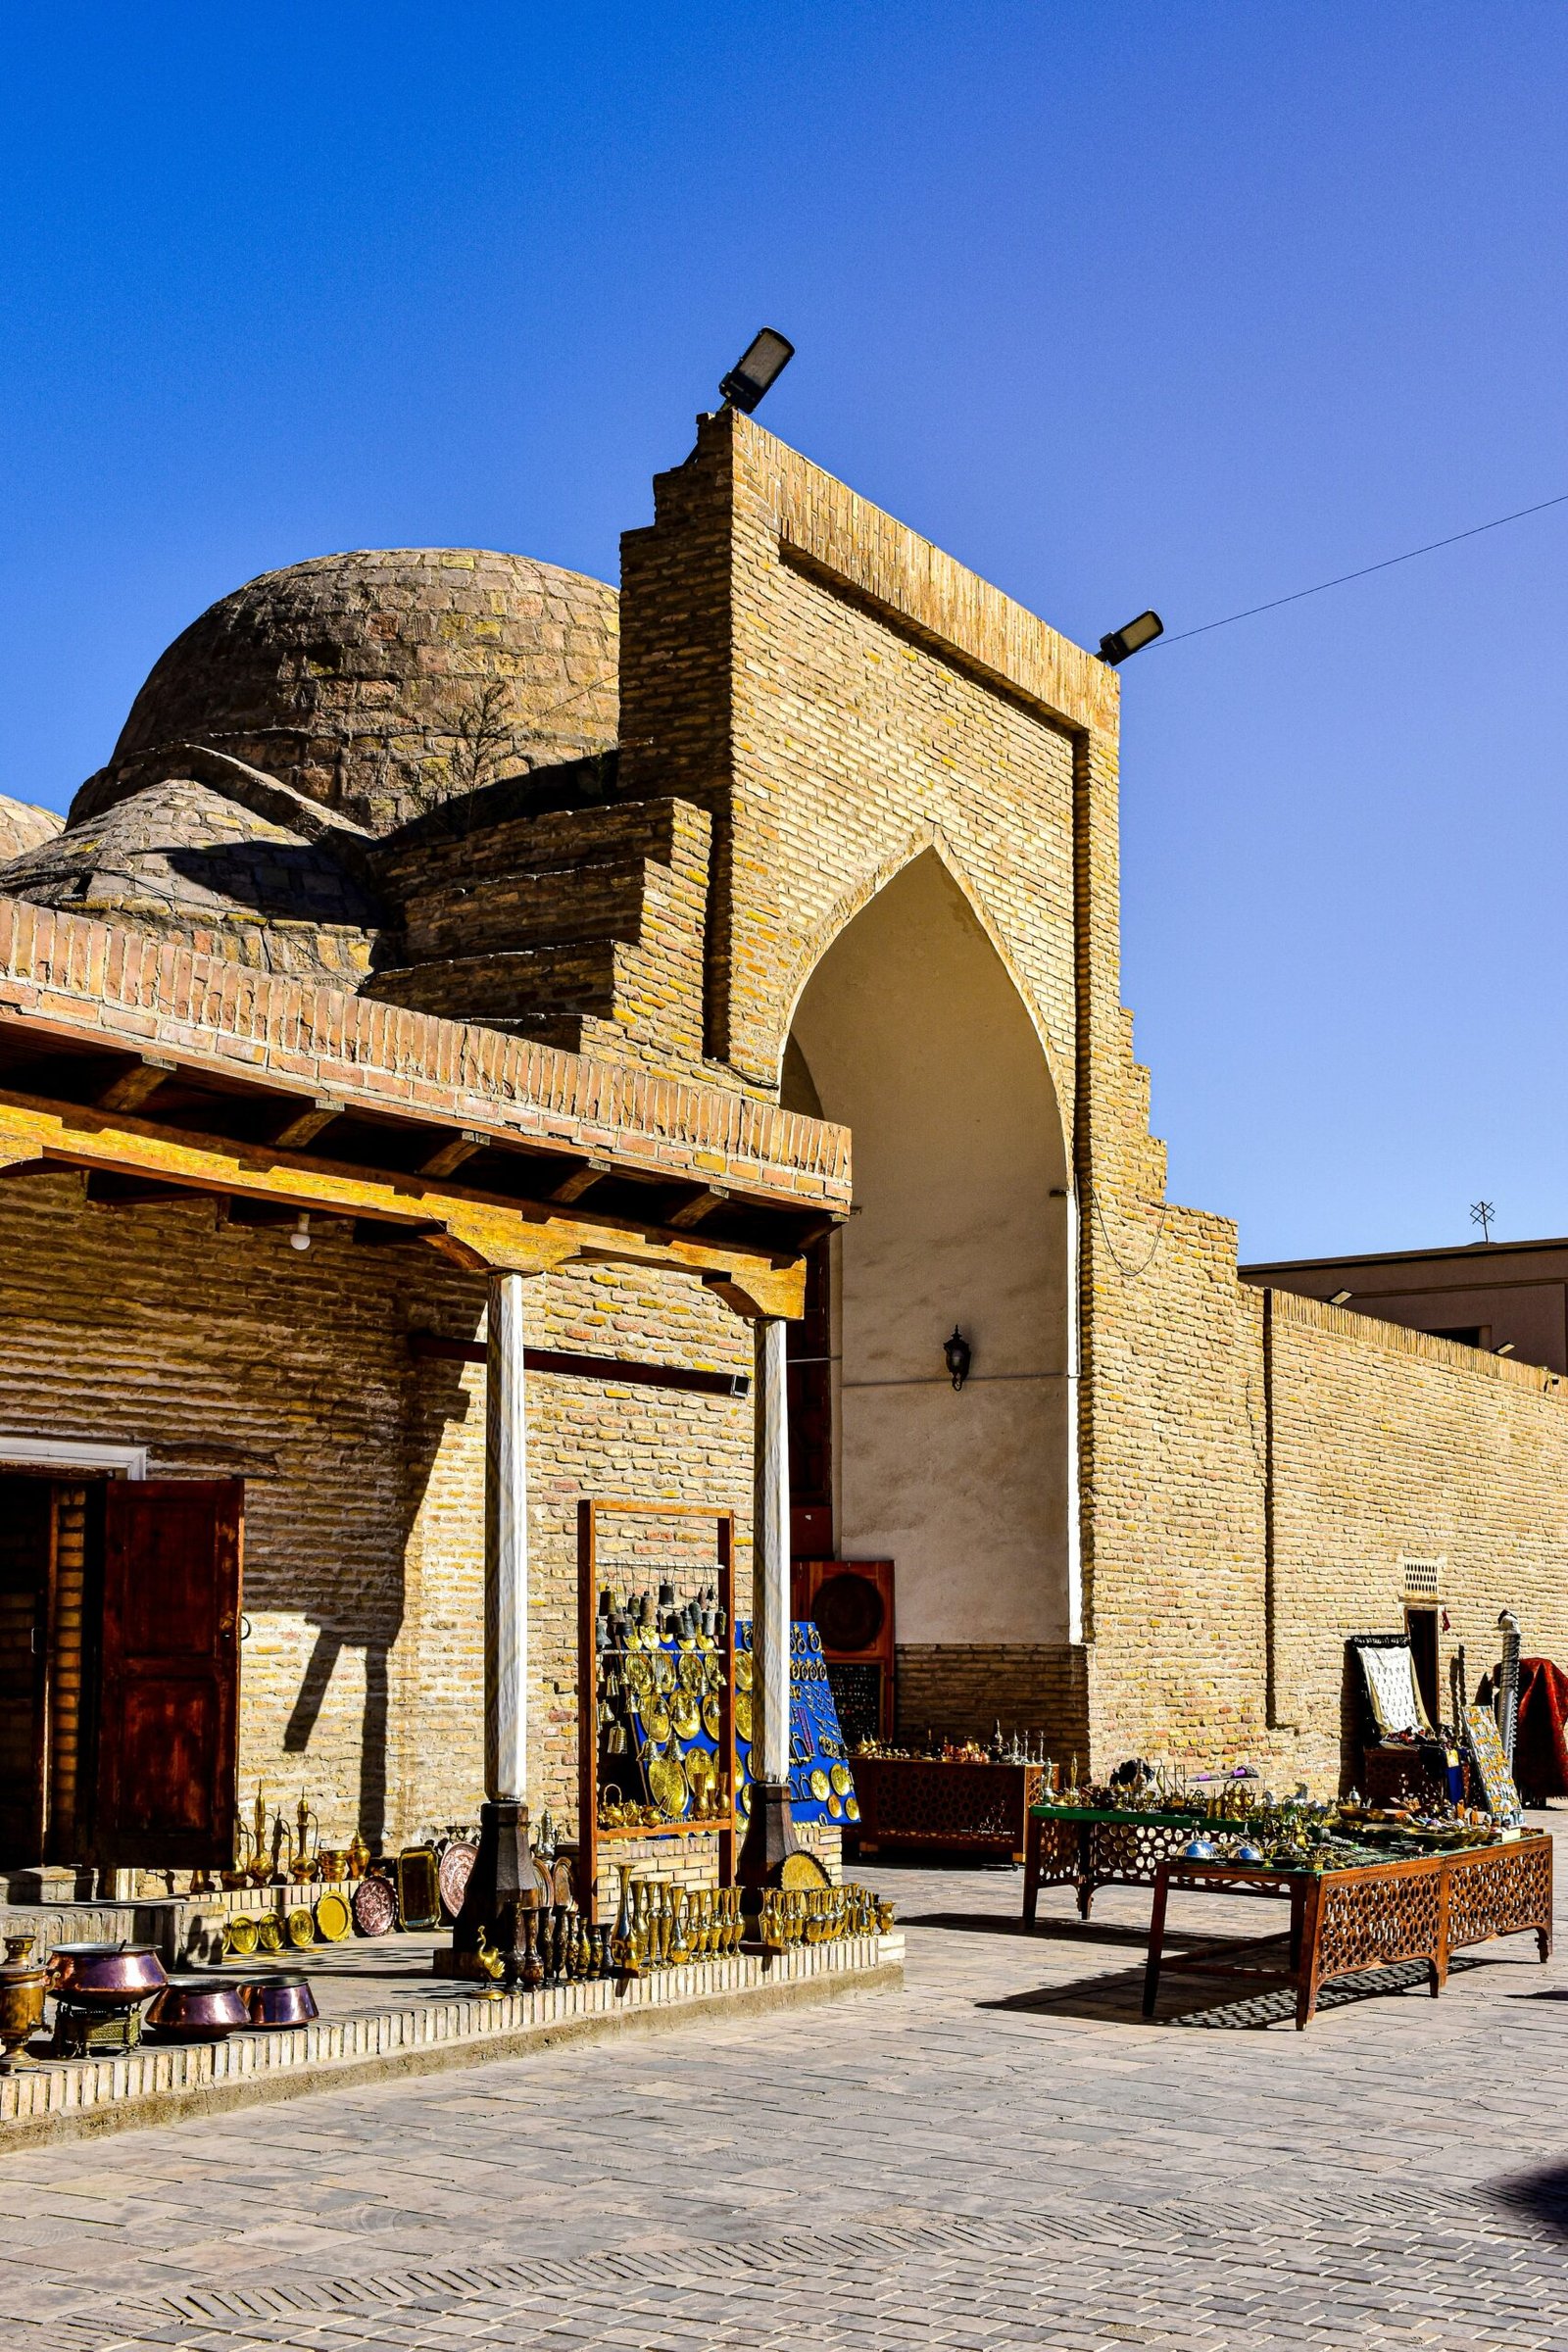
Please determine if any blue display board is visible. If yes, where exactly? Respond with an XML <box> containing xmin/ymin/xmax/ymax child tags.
<box><xmin>735</xmin><ymin>1618</ymin><xmax>859</xmax><ymax>1828</ymax></box>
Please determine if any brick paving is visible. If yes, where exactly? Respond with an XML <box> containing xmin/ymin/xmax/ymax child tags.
<box><xmin>6</xmin><ymin>1826</ymin><xmax>1568</xmax><ymax>2350</ymax></box>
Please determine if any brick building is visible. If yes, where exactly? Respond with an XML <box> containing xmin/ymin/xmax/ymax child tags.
<box><xmin>2</xmin><ymin>411</ymin><xmax>1565</xmax><ymax>1881</ymax></box>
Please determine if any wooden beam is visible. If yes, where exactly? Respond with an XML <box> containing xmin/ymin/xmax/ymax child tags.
<box><xmin>269</xmin><ymin>1098</ymin><xmax>342</xmax><ymax>1151</ymax></box>
<box><xmin>667</xmin><ymin>1185</ymin><xmax>728</xmax><ymax>1230</ymax></box>
<box><xmin>551</xmin><ymin>1158</ymin><xmax>612</xmax><ymax>1203</ymax></box>
<box><xmin>0</xmin><ymin>1089</ymin><xmax>808</xmax><ymax>1309</ymax></box>
<box><xmin>97</xmin><ymin>1057</ymin><xmax>174</xmax><ymax>1114</ymax></box>
<box><xmin>409</xmin><ymin>1334</ymin><xmax>750</xmax><ymax>1397</ymax></box>
<box><xmin>418</xmin><ymin>1130</ymin><xmax>485</xmax><ymax>1180</ymax></box>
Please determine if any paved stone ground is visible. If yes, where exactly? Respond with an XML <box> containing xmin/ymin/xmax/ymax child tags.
<box><xmin>7</xmin><ymin>1825</ymin><xmax>1568</xmax><ymax>2351</ymax></box>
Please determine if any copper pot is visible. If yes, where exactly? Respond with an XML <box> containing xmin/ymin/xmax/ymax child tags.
<box><xmin>46</xmin><ymin>1942</ymin><xmax>168</xmax><ymax>2007</ymax></box>
<box><xmin>241</xmin><ymin>1970</ymin><xmax>318</xmax><ymax>2031</ymax></box>
<box><xmin>145</xmin><ymin>1974</ymin><xmax>249</xmax><ymax>2041</ymax></box>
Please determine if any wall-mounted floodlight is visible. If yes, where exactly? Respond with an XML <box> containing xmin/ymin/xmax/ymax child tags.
<box><xmin>1328</xmin><ymin>1289</ymin><xmax>1352</xmax><ymax>1306</ymax></box>
<box><xmin>719</xmin><ymin>328</ymin><xmax>795</xmax><ymax>415</ymax></box>
<box><xmin>1098</xmin><ymin>611</ymin><xmax>1164</xmax><ymax>666</ymax></box>
<box><xmin>1495</xmin><ymin>1341</ymin><xmax>1516</xmax><ymax>1356</ymax></box>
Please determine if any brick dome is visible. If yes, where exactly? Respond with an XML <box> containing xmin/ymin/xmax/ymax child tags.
<box><xmin>78</xmin><ymin>548</ymin><xmax>619</xmax><ymax>835</ymax></box>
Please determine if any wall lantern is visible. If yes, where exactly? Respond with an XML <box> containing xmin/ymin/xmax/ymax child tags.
<box><xmin>1098</xmin><ymin>610</ymin><xmax>1164</xmax><ymax>665</ymax></box>
<box><xmin>290</xmin><ymin>1212</ymin><xmax>313</xmax><ymax>1252</ymax></box>
<box><xmin>719</xmin><ymin>327</ymin><xmax>795</xmax><ymax>415</ymax></box>
<box><xmin>944</xmin><ymin>1328</ymin><xmax>972</xmax><ymax>1391</ymax></box>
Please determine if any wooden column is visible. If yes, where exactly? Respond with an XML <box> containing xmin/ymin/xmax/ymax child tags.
<box><xmin>738</xmin><ymin>1313</ymin><xmax>800</xmax><ymax>1885</ymax></box>
<box><xmin>485</xmin><ymin>1269</ymin><xmax>529</xmax><ymax>1803</ymax></box>
<box><xmin>444</xmin><ymin>1269</ymin><xmax>539</xmax><ymax>1977</ymax></box>
<box><xmin>753</xmin><ymin>1315</ymin><xmax>791</xmax><ymax>1783</ymax></box>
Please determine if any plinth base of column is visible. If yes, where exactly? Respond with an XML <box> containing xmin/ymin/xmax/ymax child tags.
<box><xmin>736</xmin><ymin>1780</ymin><xmax>800</xmax><ymax>1896</ymax></box>
<box><xmin>444</xmin><ymin>1798</ymin><xmax>540</xmax><ymax>1975</ymax></box>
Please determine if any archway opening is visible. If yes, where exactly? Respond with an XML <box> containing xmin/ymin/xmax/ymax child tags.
<box><xmin>781</xmin><ymin>852</ymin><xmax>1075</xmax><ymax>1674</ymax></box>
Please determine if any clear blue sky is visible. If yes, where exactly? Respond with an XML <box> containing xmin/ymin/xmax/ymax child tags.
<box><xmin>4</xmin><ymin>5</ymin><xmax>1564</xmax><ymax>1260</ymax></box>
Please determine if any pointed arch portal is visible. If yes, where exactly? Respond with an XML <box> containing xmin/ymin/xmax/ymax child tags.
<box><xmin>782</xmin><ymin>852</ymin><xmax>1077</xmax><ymax>1650</ymax></box>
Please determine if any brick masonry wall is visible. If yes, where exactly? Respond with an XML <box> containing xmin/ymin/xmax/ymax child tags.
<box><xmin>895</xmin><ymin>1644</ymin><xmax>1090</xmax><ymax>1756</ymax></box>
<box><xmin>0</xmin><ymin>1169</ymin><xmax>763</xmax><ymax>1857</ymax></box>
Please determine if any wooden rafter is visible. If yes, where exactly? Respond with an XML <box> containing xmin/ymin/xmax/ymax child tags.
<box><xmin>0</xmin><ymin>1088</ymin><xmax>806</xmax><ymax>1317</ymax></box>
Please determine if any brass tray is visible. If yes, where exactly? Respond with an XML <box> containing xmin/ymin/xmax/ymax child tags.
<box><xmin>809</xmin><ymin>1768</ymin><xmax>831</xmax><ymax>1801</ymax></box>
<box><xmin>703</xmin><ymin>1692</ymin><xmax>721</xmax><ymax>1739</ymax></box>
<box><xmin>314</xmin><ymin>1889</ymin><xmax>353</xmax><ymax>1943</ymax></box>
<box><xmin>286</xmin><ymin>1905</ymin><xmax>316</xmax><ymax>1949</ymax></box>
<box><xmin>670</xmin><ymin>1694</ymin><xmax>701</xmax><ymax>1740</ymax></box>
<box><xmin>733</xmin><ymin>1690</ymin><xmax>753</xmax><ymax>1742</ymax></box>
<box><xmin>735</xmin><ymin>1652</ymin><xmax>755</xmax><ymax>1693</ymax></box>
<box><xmin>829</xmin><ymin>1763</ymin><xmax>853</xmax><ymax>1796</ymax></box>
<box><xmin>647</xmin><ymin>1745</ymin><xmax>689</xmax><ymax>1820</ymax></box>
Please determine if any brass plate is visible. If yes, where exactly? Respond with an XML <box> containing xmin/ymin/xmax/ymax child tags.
<box><xmin>733</xmin><ymin>1690</ymin><xmax>753</xmax><ymax>1742</ymax></box>
<box><xmin>703</xmin><ymin>1693</ymin><xmax>721</xmax><ymax>1738</ymax></box>
<box><xmin>644</xmin><ymin>1702</ymin><xmax>671</xmax><ymax>1742</ymax></box>
<box><xmin>845</xmin><ymin>1795</ymin><xmax>860</xmax><ymax>1822</ymax></box>
<box><xmin>734</xmin><ymin>1651</ymin><xmax>754</xmax><ymax>1692</ymax></box>
<box><xmin>809</xmin><ymin>1768</ymin><xmax>831</xmax><ymax>1801</ymax></box>
<box><xmin>679</xmin><ymin>1653</ymin><xmax>705</xmax><ymax>1692</ymax></box>
<box><xmin>257</xmin><ymin>1915</ymin><xmax>284</xmax><ymax>1954</ymax></box>
<box><xmin>286</xmin><ymin>1905</ymin><xmax>316</xmax><ymax>1949</ymax></box>
<box><xmin>779</xmin><ymin>1849</ymin><xmax>831</xmax><ymax>1889</ymax></box>
<box><xmin>647</xmin><ymin>1752</ymin><xmax>689</xmax><ymax>1820</ymax></box>
<box><xmin>314</xmin><ymin>1890</ymin><xmax>352</xmax><ymax>1943</ymax></box>
<box><xmin>705</xmin><ymin>1656</ymin><xmax>725</xmax><ymax>1693</ymax></box>
<box><xmin>652</xmin><ymin>1651</ymin><xmax>675</xmax><ymax>1692</ymax></box>
<box><xmin>737</xmin><ymin>1780</ymin><xmax>752</xmax><ymax>1817</ymax></box>
<box><xmin>225</xmin><ymin>1914</ymin><xmax>258</xmax><ymax>1956</ymax></box>
<box><xmin>625</xmin><ymin>1653</ymin><xmax>652</xmax><ymax>1695</ymax></box>
<box><xmin>829</xmin><ymin>1763</ymin><xmax>853</xmax><ymax>1796</ymax></box>
<box><xmin>670</xmin><ymin>1695</ymin><xmax>701</xmax><ymax>1740</ymax></box>
<box><xmin>828</xmin><ymin>1791</ymin><xmax>844</xmax><ymax>1820</ymax></box>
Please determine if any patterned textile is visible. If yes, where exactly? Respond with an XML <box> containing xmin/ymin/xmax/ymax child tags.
<box><xmin>1355</xmin><ymin>1642</ymin><xmax>1430</xmax><ymax>1736</ymax></box>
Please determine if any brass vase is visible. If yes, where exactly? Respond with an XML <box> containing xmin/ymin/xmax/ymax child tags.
<box><xmin>0</xmin><ymin>1935</ymin><xmax>48</xmax><ymax>2073</ymax></box>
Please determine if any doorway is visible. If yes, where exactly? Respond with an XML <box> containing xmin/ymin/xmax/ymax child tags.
<box><xmin>0</xmin><ymin>1471</ymin><xmax>244</xmax><ymax>1871</ymax></box>
<box><xmin>1405</xmin><ymin>1605</ymin><xmax>1441</xmax><ymax>1730</ymax></box>
<box><xmin>780</xmin><ymin>851</ymin><xmax>1074</xmax><ymax>1650</ymax></box>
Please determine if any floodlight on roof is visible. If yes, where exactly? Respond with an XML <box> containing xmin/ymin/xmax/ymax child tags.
<box><xmin>1494</xmin><ymin>1341</ymin><xmax>1516</xmax><ymax>1356</ymax></box>
<box><xmin>719</xmin><ymin>328</ymin><xmax>795</xmax><ymax>415</ymax></box>
<box><xmin>1098</xmin><ymin>611</ymin><xmax>1164</xmax><ymax>666</ymax></box>
<box><xmin>1328</xmin><ymin>1289</ymin><xmax>1352</xmax><ymax>1306</ymax></box>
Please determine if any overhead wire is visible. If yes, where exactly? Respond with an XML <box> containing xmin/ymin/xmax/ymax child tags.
<box><xmin>1155</xmin><ymin>489</ymin><xmax>1568</xmax><ymax>649</ymax></box>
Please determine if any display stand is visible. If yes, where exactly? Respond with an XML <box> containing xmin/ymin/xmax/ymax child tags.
<box><xmin>576</xmin><ymin>1499</ymin><xmax>737</xmax><ymax>1925</ymax></box>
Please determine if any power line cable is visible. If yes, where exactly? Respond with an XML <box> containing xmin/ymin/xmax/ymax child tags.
<box><xmin>1157</xmin><ymin>488</ymin><xmax>1568</xmax><ymax>648</ymax></box>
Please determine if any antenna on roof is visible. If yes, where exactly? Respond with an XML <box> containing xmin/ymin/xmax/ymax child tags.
<box><xmin>1470</xmin><ymin>1200</ymin><xmax>1495</xmax><ymax>1243</ymax></box>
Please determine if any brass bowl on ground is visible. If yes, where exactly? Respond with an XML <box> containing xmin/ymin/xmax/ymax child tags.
<box><xmin>145</xmin><ymin>1974</ymin><xmax>249</xmax><ymax>2042</ymax></box>
<box><xmin>242</xmin><ymin>1970</ymin><xmax>319</xmax><ymax>2031</ymax></box>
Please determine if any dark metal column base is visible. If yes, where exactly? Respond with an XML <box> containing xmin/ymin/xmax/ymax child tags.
<box><xmin>436</xmin><ymin>1798</ymin><xmax>539</xmax><ymax>1979</ymax></box>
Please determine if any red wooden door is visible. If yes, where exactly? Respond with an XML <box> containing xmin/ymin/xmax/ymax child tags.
<box><xmin>96</xmin><ymin>1481</ymin><xmax>243</xmax><ymax>1869</ymax></box>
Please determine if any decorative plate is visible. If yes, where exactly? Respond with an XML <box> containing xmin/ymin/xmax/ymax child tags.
<box><xmin>644</xmin><ymin>1702</ymin><xmax>672</xmax><ymax>1742</ymax></box>
<box><xmin>737</xmin><ymin>1780</ymin><xmax>752</xmax><ymax>1817</ymax></box>
<box><xmin>437</xmin><ymin>1838</ymin><xmax>477</xmax><ymax>1922</ymax></box>
<box><xmin>703</xmin><ymin>1693</ymin><xmax>721</xmax><ymax>1739</ymax></box>
<box><xmin>352</xmin><ymin>1874</ymin><xmax>397</xmax><ymax>1937</ymax></box>
<box><xmin>845</xmin><ymin>1795</ymin><xmax>861</xmax><ymax>1822</ymax></box>
<box><xmin>809</xmin><ymin>1767</ymin><xmax>831</xmax><ymax>1801</ymax></box>
<box><xmin>224</xmin><ymin>1914</ymin><xmax>258</xmax><ymax>1957</ymax></box>
<box><xmin>828</xmin><ymin>1791</ymin><xmax>844</xmax><ymax>1819</ymax></box>
<box><xmin>829</xmin><ymin>1763</ymin><xmax>853</xmax><ymax>1796</ymax></box>
<box><xmin>257</xmin><ymin>1914</ymin><xmax>285</xmax><ymax>1953</ymax></box>
<box><xmin>734</xmin><ymin>1653</ymin><xmax>755</xmax><ymax>1693</ymax></box>
<box><xmin>625</xmin><ymin>1653</ymin><xmax>653</xmax><ymax>1696</ymax></box>
<box><xmin>733</xmin><ymin>1690</ymin><xmax>753</xmax><ymax>1742</ymax></box>
<box><xmin>670</xmin><ymin>1695</ymin><xmax>701</xmax><ymax>1740</ymax></box>
<box><xmin>679</xmin><ymin>1653</ymin><xmax>706</xmax><ymax>1692</ymax></box>
<box><xmin>314</xmin><ymin>1889</ymin><xmax>353</xmax><ymax>1943</ymax></box>
<box><xmin>705</xmin><ymin>1656</ymin><xmax>726</xmax><ymax>1692</ymax></box>
<box><xmin>286</xmin><ymin>1906</ymin><xmax>316</xmax><ymax>1949</ymax></box>
<box><xmin>647</xmin><ymin>1750</ymin><xmax>689</xmax><ymax>1819</ymax></box>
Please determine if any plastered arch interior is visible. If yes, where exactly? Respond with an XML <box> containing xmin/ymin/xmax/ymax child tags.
<box><xmin>782</xmin><ymin>850</ymin><xmax>1073</xmax><ymax>1644</ymax></box>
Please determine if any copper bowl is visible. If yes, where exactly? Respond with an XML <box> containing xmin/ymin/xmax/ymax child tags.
<box><xmin>241</xmin><ymin>1970</ymin><xmax>318</xmax><ymax>2030</ymax></box>
<box><xmin>46</xmin><ymin>1942</ymin><xmax>168</xmax><ymax>2007</ymax></box>
<box><xmin>145</xmin><ymin>1974</ymin><xmax>250</xmax><ymax>2041</ymax></box>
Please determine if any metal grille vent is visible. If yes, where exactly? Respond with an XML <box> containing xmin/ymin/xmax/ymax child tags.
<box><xmin>1400</xmin><ymin>1555</ymin><xmax>1445</xmax><ymax>1599</ymax></box>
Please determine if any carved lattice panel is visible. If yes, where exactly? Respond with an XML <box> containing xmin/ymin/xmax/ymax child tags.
<box><xmin>1090</xmin><ymin>1819</ymin><xmax>1196</xmax><ymax>1888</ymax></box>
<box><xmin>1316</xmin><ymin>1868</ymin><xmax>1442</xmax><ymax>1982</ymax></box>
<box><xmin>858</xmin><ymin>1760</ymin><xmax>1041</xmax><ymax>1846</ymax></box>
<box><xmin>1031</xmin><ymin>1816</ymin><xmax>1081</xmax><ymax>1886</ymax></box>
<box><xmin>1445</xmin><ymin>1840</ymin><xmax>1552</xmax><ymax>1951</ymax></box>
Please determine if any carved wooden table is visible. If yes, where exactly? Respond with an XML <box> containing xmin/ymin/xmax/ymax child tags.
<box><xmin>852</xmin><ymin>1759</ymin><xmax>1045</xmax><ymax>1861</ymax></box>
<box><xmin>1023</xmin><ymin>1804</ymin><xmax>1205</xmax><ymax>1922</ymax></box>
<box><xmin>1141</xmin><ymin>1830</ymin><xmax>1553</xmax><ymax>2030</ymax></box>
